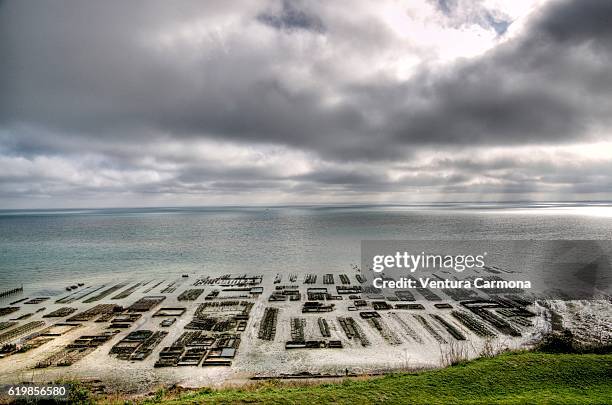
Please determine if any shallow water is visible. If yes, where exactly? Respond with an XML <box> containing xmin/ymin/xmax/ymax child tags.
<box><xmin>1</xmin><ymin>203</ymin><xmax>612</xmax><ymax>293</ymax></box>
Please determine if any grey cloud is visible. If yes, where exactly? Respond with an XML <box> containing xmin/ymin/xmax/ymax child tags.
<box><xmin>435</xmin><ymin>0</ymin><xmax>453</xmax><ymax>15</ymax></box>
<box><xmin>1</xmin><ymin>0</ymin><xmax>612</xmax><ymax>206</ymax></box>
<box><xmin>535</xmin><ymin>0</ymin><xmax>612</xmax><ymax>46</ymax></box>
<box><xmin>257</xmin><ymin>0</ymin><xmax>325</xmax><ymax>32</ymax></box>
<box><xmin>433</xmin><ymin>0</ymin><xmax>511</xmax><ymax>35</ymax></box>
<box><xmin>2</xmin><ymin>0</ymin><xmax>611</xmax><ymax>157</ymax></box>
<box><xmin>380</xmin><ymin>0</ymin><xmax>612</xmax><ymax>148</ymax></box>
<box><xmin>484</xmin><ymin>13</ymin><xmax>510</xmax><ymax>36</ymax></box>
<box><xmin>294</xmin><ymin>167</ymin><xmax>388</xmax><ymax>186</ymax></box>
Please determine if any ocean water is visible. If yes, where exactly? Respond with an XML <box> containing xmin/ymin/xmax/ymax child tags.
<box><xmin>1</xmin><ymin>203</ymin><xmax>612</xmax><ymax>294</ymax></box>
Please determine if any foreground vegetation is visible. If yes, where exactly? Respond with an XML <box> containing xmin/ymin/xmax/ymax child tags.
<box><xmin>85</xmin><ymin>351</ymin><xmax>612</xmax><ymax>405</ymax></box>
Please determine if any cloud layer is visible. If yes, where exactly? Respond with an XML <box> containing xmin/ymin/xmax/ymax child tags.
<box><xmin>1</xmin><ymin>0</ymin><xmax>611</xmax><ymax>207</ymax></box>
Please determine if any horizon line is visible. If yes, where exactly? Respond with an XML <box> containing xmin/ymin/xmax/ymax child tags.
<box><xmin>2</xmin><ymin>200</ymin><xmax>612</xmax><ymax>212</ymax></box>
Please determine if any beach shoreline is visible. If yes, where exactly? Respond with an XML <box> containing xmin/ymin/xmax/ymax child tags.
<box><xmin>1</xmin><ymin>270</ymin><xmax>609</xmax><ymax>395</ymax></box>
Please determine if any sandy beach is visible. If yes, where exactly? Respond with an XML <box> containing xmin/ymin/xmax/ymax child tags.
<box><xmin>2</xmin><ymin>270</ymin><xmax>608</xmax><ymax>396</ymax></box>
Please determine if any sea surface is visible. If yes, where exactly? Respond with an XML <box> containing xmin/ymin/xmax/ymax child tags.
<box><xmin>1</xmin><ymin>203</ymin><xmax>612</xmax><ymax>295</ymax></box>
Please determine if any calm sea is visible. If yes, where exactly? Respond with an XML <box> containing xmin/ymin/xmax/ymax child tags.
<box><xmin>1</xmin><ymin>203</ymin><xmax>612</xmax><ymax>295</ymax></box>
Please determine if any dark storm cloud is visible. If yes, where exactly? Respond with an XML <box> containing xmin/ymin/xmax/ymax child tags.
<box><xmin>536</xmin><ymin>0</ymin><xmax>612</xmax><ymax>45</ymax></box>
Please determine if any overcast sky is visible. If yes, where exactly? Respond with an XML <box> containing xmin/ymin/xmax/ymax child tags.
<box><xmin>1</xmin><ymin>0</ymin><xmax>612</xmax><ymax>208</ymax></box>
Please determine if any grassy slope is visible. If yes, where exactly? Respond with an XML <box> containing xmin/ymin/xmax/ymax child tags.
<box><xmin>138</xmin><ymin>352</ymin><xmax>612</xmax><ymax>405</ymax></box>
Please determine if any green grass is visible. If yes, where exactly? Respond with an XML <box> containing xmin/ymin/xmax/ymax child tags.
<box><xmin>128</xmin><ymin>352</ymin><xmax>612</xmax><ymax>405</ymax></box>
